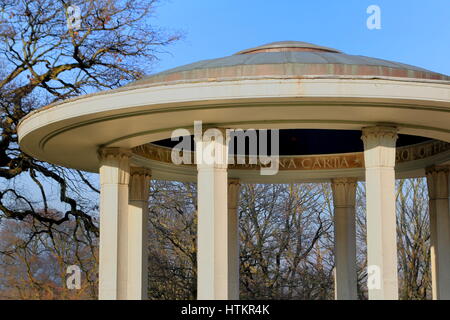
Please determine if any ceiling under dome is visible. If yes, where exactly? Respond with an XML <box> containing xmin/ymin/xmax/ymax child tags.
<box><xmin>153</xmin><ymin>129</ymin><xmax>432</xmax><ymax>156</ymax></box>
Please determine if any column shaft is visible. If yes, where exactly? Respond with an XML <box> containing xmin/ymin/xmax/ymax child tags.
<box><xmin>362</xmin><ymin>126</ymin><xmax>399</xmax><ymax>300</ymax></box>
<box><xmin>426</xmin><ymin>166</ymin><xmax>450</xmax><ymax>300</ymax></box>
<box><xmin>196</xmin><ymin>128</ymin><xmax>230</xmax><ymax>300</ymax></box>
<box><xmin>228</xmin><ymin>179</ymin><xmax>241</xmax><ymax>300</ymax></box>
<box><xmin>332</xmin><ymin>178</ymin><xmax>358</xmax><ymax>300</ymax></box>
<box><xmin>98</xmin><ymin>148</ymin><xmax>131</xmax><ymax>300</ymax></box>
<box><xmin>127</xmin><ymin>168</ymin><xmax>151</xmax><ymax>300</ymax></box>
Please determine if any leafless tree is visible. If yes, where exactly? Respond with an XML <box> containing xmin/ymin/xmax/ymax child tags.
<box><xmin>396</xmin><ymin>178</ymin><xmax>431</xmax><ymax>300</ymax></box>
<box><xmin>0</xmin><ymin>0</ymin><xmax>180</xmax><ymax>245</ymax></box>
<box><xmin>0</xmin><ymin>215</ymin><xmax>97</xmax><ymax>299</ymax></box>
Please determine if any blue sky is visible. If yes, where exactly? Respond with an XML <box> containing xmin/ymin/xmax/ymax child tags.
<box><xmin>152</xmin><ymin>0</ymin><xmax>450</xmax><ymax>75</ymax></box>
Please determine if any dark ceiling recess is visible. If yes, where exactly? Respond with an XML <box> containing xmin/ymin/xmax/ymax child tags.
<box><xmin>153</xmin><ymin>129</ymin><xmax>431</xmax><ymax>156</ymax></box>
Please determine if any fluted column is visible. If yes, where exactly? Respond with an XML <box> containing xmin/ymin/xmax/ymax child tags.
<box><xmin>362</xmin><ymin>126</ymin><xmax>399</xmax><ymax>300</ymax></box>
<box><xmin>127</xmin><ymin>168</ymin><xmax>151</xmax><ymax>300</ymax></box>
<box><xmin>331</xmin><ymin>178</ymin><xmax>358</xmax><ymax>300</ymax></box>
<box><xmin>196</xmin><ymin>128</ymin><xmax>229</xmax><ymax>300</ymax></box>
<box><xmin>98</xmin><ymin>148</ymin><xmax>131</xmax><ymax>300</ymax></box>
<box><xmin>228</xmin><ymin>179</ymin><xmax>241</xmax><ymax>300</ymax></box>
<box><xmin>426</xmin><ymin>166</ymin><xmax>450</xmax><ymax>300</ymax></box>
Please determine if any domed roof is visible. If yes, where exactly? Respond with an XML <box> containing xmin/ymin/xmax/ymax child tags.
<box><xmin>234</xmin><ymin>41</ymin><xmax>343</xmax><ymax>54</ymax></box>
<box><xmin>17</xmin><ymin>40</ymin><xmax>450</xmax><ymax>174</ymax></box>
<box><xmin>131</xmin><ymin>41</ymin><xmax>449</xmax><ymax>87</ymax></box>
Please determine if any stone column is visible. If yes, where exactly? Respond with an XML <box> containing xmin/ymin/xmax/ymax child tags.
<box><xmin>127</xmin><ymin>168</ymin><xmax>151</xmax><ymax>300</ymax></box>
<box><xmin>196</xmin><ymin>128</ymin><xmax>230</xmax><ymax>300</ymax></box>
<box><xmin>228</xmin><ymin>179</ymin><xmax>241</xmax><ymax>300</ymax></box>
<box><xmin>426</xmin><ymin>166</ymin><xmax>450</xmax><ymax>300</ymax></box>
<box><xmin>98</xmin><ymin>148</ymin><xmax>131</xmax><ymax>300</ymax></box>
<box><xmin>331</xmin><ymin>178</ymin><xmax>358</xmax><ymax>300</ymax></box>
<box><xmin>361</xmin><ymin>126</ymin><xmax>399</xmax><ymax>300</ymax></box>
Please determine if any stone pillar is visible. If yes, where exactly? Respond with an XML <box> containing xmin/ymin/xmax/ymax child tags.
<box><xmin>426</xmin><ymin>166</ymin><xmax>450</xmax><ymax>300</ymax></box>
<box><xmin>361</xmin><ymin>126</ymin><xmax>399</xmax><ymax>300</ymax></box>
<box><xmin>196</xmin><ymin>128</ymin><xmax>230</xmax><ymax>300</ymax></box>
<box><xmin>228</xmin><ymin>179</ymin><xmax>241</xmax><ymax>300</ymax></box>
<box><xmin>98</xmin><ymin>148</ymin><xmax>131</xmax><ymax>300</ymax></box>
<box><xmin>127</xmin><ymin>168</ymin><xmax>151</xmax><ymax>300</ymax></box>
<box><xmin>331</xmin><ymin>178</ymin><xmax>358</xmax><ymax>300</ymax></box>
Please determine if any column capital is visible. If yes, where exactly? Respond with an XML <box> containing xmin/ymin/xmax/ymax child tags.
<box><xmin>98</xmin><ymin>147</ymin><xmax>133</xmax><ymax>161</ymax></box>
<box><xmin>361</xmin><ymin>126</ymin><xmax>398</xmax><ymax>142</ymax></box>
<box><xmin>194</xmin><ymin>127</ymin><xmax>229</xmax><ymax>146</ymax></box>
<box><xmin>331</xmin><ymin>178</ymin><xmax>357</xmax><ymax>208</ymax></box>
<box><xmin>426</xmin><ymin>165</ymin><xmax>450</xmax><ymax>175</ymax></box>
<box><xmin>98</xmin><ymin>148</ymin><xmax>132</xmax><ymax>185</ymax></box>
<box><xmin>129</xmin><ymin>167</ymin><xmax>152</xmax><ymax>202</ymax></box>
<box><xmin>228</xmin><ymin>178</ymin><xmax>241</xmax><ymax>186</ymax></box>
<box><xmin>130</xmin><ymin>167</ymin><xmax>152</xmax><ymax>178</ymax></box>
<box><xmin>426</xmin><ymin>166</ymin><xmax>449</xmax><ymax>200</ymax></box>
<box><xmin>361</xmin><ymin>126</ymin><xmax>398</xmax><ymax>168</ymax></box>
<box><xmin>228</xmin><ymin>179</ymin><xmax>241</xmax><ymax>210</ymax></box>
<box><xmin>194</xmin><ymin>126</ymin><xmax>228</xmax><ymax>136</ymax></box>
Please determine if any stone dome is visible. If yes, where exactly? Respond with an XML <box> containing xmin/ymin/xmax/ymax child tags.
<box><xmin>130</xmin><ymin>41</ymin><xmax>449</xmax><ymax>87</ymax></box>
